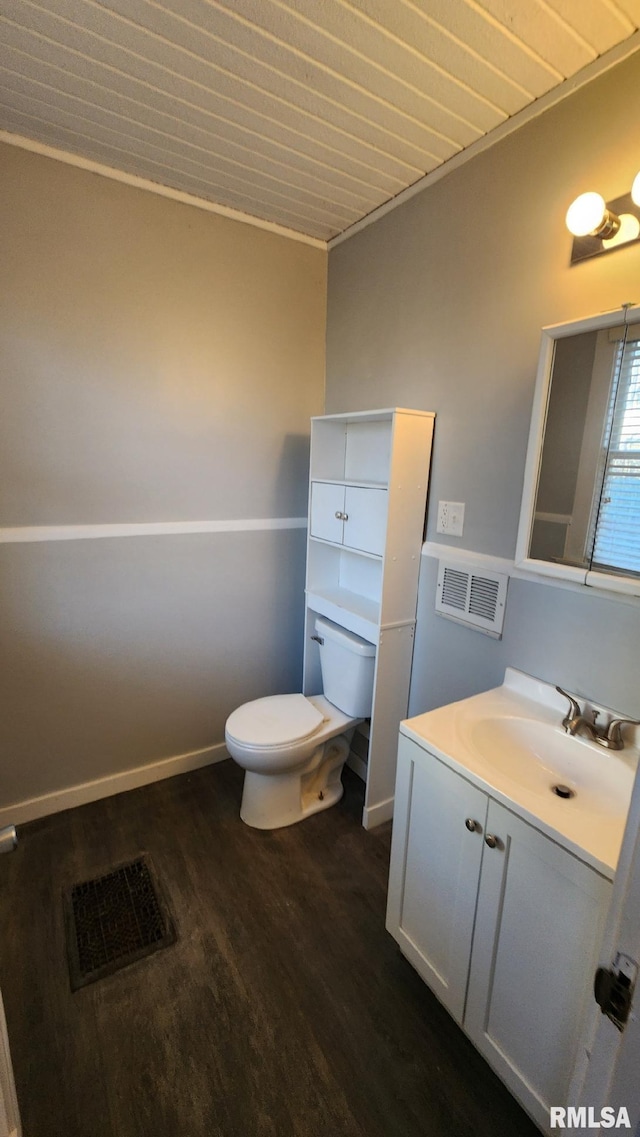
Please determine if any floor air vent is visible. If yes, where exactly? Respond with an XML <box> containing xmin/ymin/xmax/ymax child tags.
<box><xmin>436</xmin><ymin>561</ymin><xmax>508</xmax><ymax>638</ymax></box>
<box><xmin>64</xmin><ymin>856</ymin><xmax>176</xmax><ymax>990</ymax></box>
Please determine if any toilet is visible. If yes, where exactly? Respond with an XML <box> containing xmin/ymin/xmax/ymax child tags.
<box><xmin>225</xmin><ymin>616</ymin><xmax>376</xmax><ymax>829</ymax></box>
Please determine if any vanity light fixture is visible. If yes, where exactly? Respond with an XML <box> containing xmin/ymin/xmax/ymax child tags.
<box><xmin>566</xmin><ymin>173</ymin><xmax>640</xmax><ymax>264</ymax></box>
<box><xmin>565</xmin><ymin>192</ymin><xmax>620</xmax><ymax>239</ymax></box>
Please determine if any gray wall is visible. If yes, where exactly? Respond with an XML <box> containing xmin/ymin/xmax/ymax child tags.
<box><xmin>326</xmin><ymin>52</ymin><xmax>640</xmax><ymax>720</ymax></box>
<box><xmin>0</xmin><ymin>144</ymin><xmax>326</xmax><ymax>810</ymax></box>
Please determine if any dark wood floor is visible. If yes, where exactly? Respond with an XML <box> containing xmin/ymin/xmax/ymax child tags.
<box><xmin>0</xmin><ymin>761</ymin><xmax>540</xmax><ymax>1137</ymax></box>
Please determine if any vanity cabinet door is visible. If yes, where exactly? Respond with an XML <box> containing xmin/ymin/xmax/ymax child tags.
<box><xmin>465</xmin><ymin>799</ymin><xmax>612</xmax><ymax>1130</ymax></box>
<box><xmin>386</xmin><ymin>736</ymin><xmax>488</xmax><ymax>1023</ymax></box>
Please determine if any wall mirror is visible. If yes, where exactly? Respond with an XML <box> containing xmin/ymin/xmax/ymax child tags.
<box><xmin>516</xmin><ymin>305</ymin><xmax>640</xmax><ymax>597</ymax></box>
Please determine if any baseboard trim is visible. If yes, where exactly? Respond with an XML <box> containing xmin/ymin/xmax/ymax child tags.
<box><xmin>0</xmin><ymin>742</ymin><xmax>228</xmax><ymax>828</ymax></box>
<box><xmin>362</xmin><ymin>795</ymin><xmax>394</xmax><ymax>829</ymax></box>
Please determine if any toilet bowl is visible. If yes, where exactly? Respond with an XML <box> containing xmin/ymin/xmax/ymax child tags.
<box><xmin>225</xmin><ymin>617</ymin><xmax>376</xmax><ymax>829</ymax></box>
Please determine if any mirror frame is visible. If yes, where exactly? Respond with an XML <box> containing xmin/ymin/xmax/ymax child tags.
<box><xmin>515</xmin><ymin>305</ymin><xmax>640</xmax><ymax>599</ymax></box>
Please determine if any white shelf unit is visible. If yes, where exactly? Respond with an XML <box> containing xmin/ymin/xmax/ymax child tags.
<box><xmin>303</xmin><ymin>408</ymin><xmax>435</xmax><ymax>828</ymax></box>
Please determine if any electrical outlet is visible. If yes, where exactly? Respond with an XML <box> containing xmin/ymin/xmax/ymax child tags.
<box><xmin>437</xmin><ymin>501</ymin><xmax>465</xmax><ymax>537</ymax></box>
<box><xmin>437</xmin><ymin>501</ymin><xmax>449</xmax><ymax>534</ymax></box>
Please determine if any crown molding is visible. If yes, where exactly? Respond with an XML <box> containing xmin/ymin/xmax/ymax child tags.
<box><xmin>0</xmin><ymin>131</ymin><xmax>327</xmax><ymax>250</ymax></box>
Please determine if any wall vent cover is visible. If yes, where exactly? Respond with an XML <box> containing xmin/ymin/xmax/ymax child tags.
<box><xmin>436</xmin><ymin>561</ymin><xmax>508</xmax><ymax>638</ymax></box>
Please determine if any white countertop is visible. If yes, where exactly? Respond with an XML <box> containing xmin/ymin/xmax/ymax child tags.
<box><xmin>400</xmin><ymin>669</ymin><xmax>639</xmax><ymax>879</ymax></box>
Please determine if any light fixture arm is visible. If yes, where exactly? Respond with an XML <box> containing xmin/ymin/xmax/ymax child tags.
<box><xmin>591</xmin><ymin>208</ymin><xmax>621</xmax><ymax>240</ymax></box>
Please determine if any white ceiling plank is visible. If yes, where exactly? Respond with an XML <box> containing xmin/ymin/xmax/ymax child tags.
<box><xmin>0</xmin><ymin>44</ymin><xmax>389</xmax><ymax>210</ymax></box>
<box><xmin>212</xmin><ymin>0</ymin><xmax>506</xmax><ymax>130</ymax></box>
<box><xmin>476</xmin><ymin>0</ymin><xmax>599</xmax><ymax>74</ymax></box>
<box><xmin>329</xmin><ymin>0</ymin><xmax>532</xmax><ymax>113</ymax></box>
<box><xmin>397</xmin><ymin>0</ymin><xmax>563</xmax><ymax>93</ymax></box>
<box><xmin>0</xmin><ymin>70</ymin><xmax>373</xmax><ymax>224</ymax></box>
<box><xmin>330</xmin><ymin>0</ymin><xmax>542</xmax><ymax>110</ymax></box>
<box><xmin>98</xmin><ymin>0</ymin><xmax>471</xmax><ymax>153</ymax></box>
<box><xmin>0</xmin><ymin>81</ymin><xmax>362</xmax><ymax>227</ymax></box>
<box><xmin>544</xmin><ymin>0</ymin><xmax>636</xmax><ymax>48</ymax></box>
<box><xmin>0</xmin><ymin>24</ymin><xmax>417</xmax><ymax>192</ymax></box>
<box><xmin>608</xmin><ymin>0</ymin><xmax>640</xmax><ymax>24</ymax></box>
<box><xmin>0</xmin><ymin>102</ymin><xmax>341</xmax><ymax>237</ymax></box>
<box><xmin>2</xmin><ymin>0</ymin><xmax>448</xmax><ymax>172</ymax></box>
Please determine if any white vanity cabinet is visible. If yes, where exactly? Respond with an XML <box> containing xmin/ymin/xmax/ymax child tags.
<box><xmin>387</xmin><ymin>734</ymin><xmax>612</xmax><ymax>1132</ymax></box>
<box><xmin>303</xmin><ymin>409</ymin><xmax>435</xmax><ymax>829</ymax></box>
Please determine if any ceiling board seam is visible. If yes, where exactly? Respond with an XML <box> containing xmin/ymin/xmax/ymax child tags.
<box><xmin>0</xmin><ymin>26</ymin><xmax>413</xmax><ymax>194</ymax></box>
<box><xmin>535</xmin><ymin>0</ymin><xmax>601</xmax><ymax>58</ymax></box>
<box><xmin>328</xmin><ymin>31</ymin><xmax>640</xmax><ymax>247</ymax></box>
<box><xmin>601</xmin><ymin>0</ymin><xmax>636</xmax><ymax>31</ymax></box>
<box><xmin>391</xmin><ymin>0</ymin><xmax>543</xmax><ymax>95</ymax></box>
<box><xmin>462</xmin><ymin>0</ymin><xmax>565</xmax><ymax>78</ymax></box>
<box><xmin>149</xmin><ymin>0</ymin><xmax>466</xmax><ymax>148</ymax></box>
<box><xmin>206</xmin><ymin>0</ymin><xmax>500</xmax><ymax>130</ymax></box>
<box><xmin>0</xmin><ymin>59</ymin><xmax>383</xmax><ymax>210</ymax></box>
<box><xmin>0</xmin><ymin>84</ymin><xmax>358</xmax><ymax>224</ymax></box>
<box><xmin>0</xmin><ymin>113</ymin><xmax>337</xmax><ymax>233</ymax></box>
<box><xmin>334</xmin><ymin>0</ymin><xmax>528</xmax><ymax>110</ymax></box>
<box><xmin>10</xmin><ymin>2</ymin><xmax>435</xmax><ymax>174</ymax></box>
<box><xmin>0</xmin><ymin>130</ymin><xmax>330</xmax><ymax>245</ymax></box>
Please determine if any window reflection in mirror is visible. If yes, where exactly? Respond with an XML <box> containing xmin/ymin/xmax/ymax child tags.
<box><xmin>529</xmin><ymin>316</ymin><xmax>640</xmax><ymax>581</ymax></box>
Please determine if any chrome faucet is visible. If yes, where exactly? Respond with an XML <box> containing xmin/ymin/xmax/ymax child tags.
<box><xmin>556</xmin><ymin>687</ymin><xmax>640</xmax><ymax>751</ymax></box>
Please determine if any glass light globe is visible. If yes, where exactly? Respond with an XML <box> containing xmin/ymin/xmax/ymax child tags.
<box><xmin>565</xmin><ymin>192</ymin><xmax>606</xmax><ymax>237</ymax></box>
<box><xmin>631</xmin><ymin>171</ymin><xmax>640</xmax><ymax>207</ymax></box>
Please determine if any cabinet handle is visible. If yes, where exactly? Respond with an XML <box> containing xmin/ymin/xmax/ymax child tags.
<box><xmin>335</xmin><ymin>510</ymin><xmax>344</xmax><ymax>520</ymax></box>
<box><xmin>342</xmin><ymin>513</ymin><xmax>349</xmax><ymax>521</ymax></box>
<box><xmin>465</xmin><ymin>818</ymin><xmax>480</xmax><ymax>833</ymax></box>
<box><xmin>484</xmin><ymin>834</ymin><xmax>500</xmax><ymax>849</ymax></box>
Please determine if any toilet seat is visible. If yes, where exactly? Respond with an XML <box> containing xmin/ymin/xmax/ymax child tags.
<box><xmin>225</xmin><ymin>693</ymin><xmax>325</xmax><ymax>751</ymax></box>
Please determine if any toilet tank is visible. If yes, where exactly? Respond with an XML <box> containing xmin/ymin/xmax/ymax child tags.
<box><xmin>314</xmin><ymin>616</ymin><xmax>376</xmax><ymax>718</ymax></box>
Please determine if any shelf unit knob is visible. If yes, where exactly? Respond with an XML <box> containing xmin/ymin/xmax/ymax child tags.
<box><xmin>465</xmin><ymin>818</ymin><xmax>479</xmax><ymax>832</ymax></box>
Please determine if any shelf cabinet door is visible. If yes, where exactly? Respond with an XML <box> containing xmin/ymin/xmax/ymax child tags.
<box><xmin>465</xmin><ymin>799</ymin><xmax>612</xmax><ymax>1130</ymax></box>
<box><xmin>309</xmin><ymin>483</ymin><xmax>345</xmax><ymax>544</ymax></box>
<box><xmin>310</xmin><ymin>482</ymin><xmax>387</xmax><ymax>556</ymax></box>
<box><xmin>343</xmin><ymin>486</ymin><xmax>387</xmax><ymax>555</ymax></box>
<box><xmin>386</xmin><ymin>736</ymin><xmax>488</xmax><ymax>1023</ymax></box>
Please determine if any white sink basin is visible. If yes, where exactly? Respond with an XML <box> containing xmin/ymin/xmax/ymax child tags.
<box><xmin>463</xmin><ymin>715</ymin><xmax>635</xmax><ymax>819</ymax></box>
<box><xmin>400</xmin><ymin>668</ymin><xmax>639</xmax><ymax>876</ymax></box>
